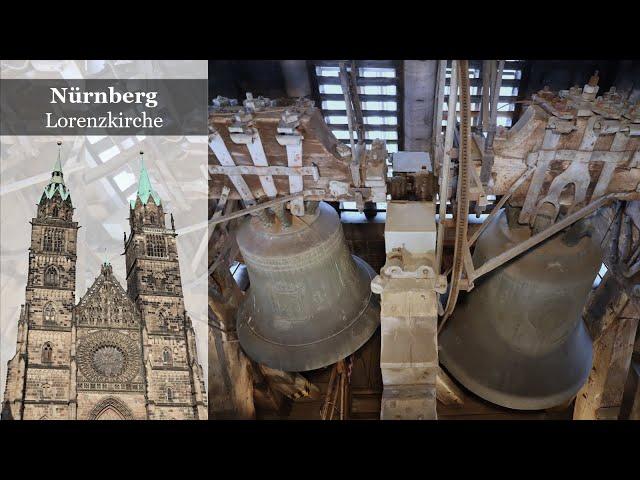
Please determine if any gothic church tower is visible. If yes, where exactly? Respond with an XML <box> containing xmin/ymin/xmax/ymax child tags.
<box><xmin>125</xmin><ymin>157</ymin><xmax>207</xmax><ymax>419</ymax></box>
<box><xmin>2</xmin><ymin>148</ymin><xmax>78</xmax><ymax>420</ymax></box>
<box><xmin>3</xmin><ymin>148</ymin><xmax>207</xmax><ymax>420</ymax></box>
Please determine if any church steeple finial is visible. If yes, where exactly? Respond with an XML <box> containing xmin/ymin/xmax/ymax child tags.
<box><xmin>39</xmin><ymin>141</ymin><xmax>71</xmax><ymax>204</ymax></box>
<box><xmin>130</xmin><ymin>151</ymin><xmax>161</xmax><ymax>208</ymax></box>
<box><xmin>52</xmin><ymin>140</ymin><xmax>64</xmax><ymax>183</ymax></box>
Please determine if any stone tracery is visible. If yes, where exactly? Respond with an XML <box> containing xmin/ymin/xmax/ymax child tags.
<box><xmin>76</xmin><ymin>330</ymin><xmax>141</xmax><ymax>383</ymax></box>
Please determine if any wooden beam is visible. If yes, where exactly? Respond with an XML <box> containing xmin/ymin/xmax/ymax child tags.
<box><xmin>208</xmin><ymin>262</ymin><xmax>256</xmax><ymax>420</ymax></box>
<box><xmin>259</xmin><ymin>365</ymin><xmax>320</xmax><ymax>401</ymax></box>
<box><xmin>403</xmin><ymin>60</ymin><xmax>438</xmax><ymax>152</ymax></box>
<box><xmin>436</xmin><ymin>366</ymin><xmax>465</xmax><ymax>407</ymax></box>
<box><xmin>624</xmin><ymin>361</ymin><xmax>640</xmax><ymax>420</ymax></box>
<box><xmin>573</xmin><ymin>283</ymin><xmax>640</xmax><ymax>420</ymax></box>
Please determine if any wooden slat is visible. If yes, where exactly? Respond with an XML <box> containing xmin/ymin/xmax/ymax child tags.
<box><xmin>319</xmin><ymin>76</ymin><xmax>399</xmax><ymax>86</ymax></box>
<box><xmin>313</xmin><ymin>59</ymin><xmax>397</xmax><ymax>69</ymax></box>
<box><xmin>444</xmin><ymin>94</ymin><xmax>518</xmax><ymax>103</ymax></box>
<box><xmin>330</xmin><ymin>124</ymin><xmax>398</xmax><ymax>132</ymax></box>
<box><xmin>321</xmin><ymin>93</ymin><xmax>398</xmax><ymax>102</ymax></box>
<box><xmin>208</xmin><ymin>132</ymin><xmax>256</xmax><ymax>205</ymax></box>
<box><xmin>444</xmin><ymin>78</ymin><xmax>520</xmax><ymax>88</ymax></box>
<box><xmin>323</xmin><ymin>109</ymin><xmax>398</xmax><ymax>117</ymax></box>
<box><xmin>284</xmin><ymin>138</ymin><xmax>304</xmax><ymax>216</ymax></box>
<box><xmin>442</xmin><ymin>111</ymin><xmax>513</xmax><ymax>120</ymax></box>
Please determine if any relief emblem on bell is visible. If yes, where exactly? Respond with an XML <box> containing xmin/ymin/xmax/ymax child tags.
<box><xmin>269</xmin><ymin>280</ymin><xmax>305</xmax><ymax>327</ymax></box>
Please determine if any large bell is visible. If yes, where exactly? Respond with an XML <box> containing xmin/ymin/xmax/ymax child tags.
<box><xmin>439</xmin><ymin>208</ymin><xmax>601</xmax><ymax>410</ymax></box>
<box><xmin>236</xmin><ymin>201</ymin><xmax>380</xmax><ymax>372</ymax></box>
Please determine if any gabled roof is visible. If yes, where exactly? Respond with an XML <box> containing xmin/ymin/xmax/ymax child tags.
<box><xmin>75</xmin><ymin>263</ymin><xmax>140</xmax><ymax>325</ymax></box>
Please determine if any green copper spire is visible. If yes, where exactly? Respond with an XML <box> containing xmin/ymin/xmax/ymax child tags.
<box><xmin>130</xmin><ymin>151</ymin><xmax>161</xmax><ymax>208</ymax></box>
<box><xmin>39</xmin><ymin>141</ymin><xmax>71</xmax><ymax>204</ymax></box>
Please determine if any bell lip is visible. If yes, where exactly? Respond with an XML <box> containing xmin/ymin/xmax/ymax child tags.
<box><xmin>236</xmin><ymin>255</ymin><xmax>380</xmax><ymax>372</ymax></box>
<box><xmin>439</xmin><ymin>319</ymin><xmax>593</xmax><ymax>411</ymax></box>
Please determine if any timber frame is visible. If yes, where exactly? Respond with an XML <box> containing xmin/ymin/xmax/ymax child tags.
<box><xmin>208</xmin><ymin>62</ymin><xmax>640</xmax><ymax>420</ymax></box>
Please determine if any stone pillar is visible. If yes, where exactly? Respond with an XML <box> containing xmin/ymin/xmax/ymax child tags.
<box><xmin>371</xmin><ymin>202</ymin><xmax>446</xmax><ymax>419</ymax></box>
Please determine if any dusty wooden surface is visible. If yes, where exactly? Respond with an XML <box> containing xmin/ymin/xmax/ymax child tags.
<box><xmin>574</xmin><ymin>274</ymin><xmax>640</xmax><ymax>420</ymax></box>
<box><xmin>210</xmin><ymin>103</ymin><xmax>353</xmax><ymax>201</ymax></box>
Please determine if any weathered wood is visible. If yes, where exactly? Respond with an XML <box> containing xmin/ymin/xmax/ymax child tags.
<box><xmin>259</xmin><ymin>365</ymin><xmax>320</xmax><ymax>401</ymax></box>
<box><xmin>208</xmin><ymin>262</ymin><xmax>256</xmax><ymax>420</ymax></box>
<box><xmin>623</xmin><ymin>361</ymin><xmax>640</xmax><ymax>420</ymax></box>
<box><xmin>209</xmin><ymin>131</ymin><xmax>256</xmax><ymax>205</ymax></box>
<box><xmin>404</xmin><ymin>60</ymin><xmax>438</xmax><ymax>152</ymax></box>
<box><xmin>574</xmin><ymin>287</ymin><xmax>639</xmax><ymax>420</ymax></box>
<box><xmin>252</xmin><ymin>362</ymin><xmax>287</xmax><ymax>415</ymax></box>
<box><xmin>436</xmin><ymin>366</ymin><xmax>465</xmax><ymax>407</ymax></box>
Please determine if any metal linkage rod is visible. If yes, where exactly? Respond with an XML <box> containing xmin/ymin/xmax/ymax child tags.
<box><xmin>472</xmin><ymin>193</ymin><xmax>640</xmax><ymax>282</ymax></box>
<box><xmin>467</xmin><ymin>166</ymin><xmax>535</xmax><ymax>247</ymax></box>
<box><xmin>208</xmin><ymin>191</ymin><xmax>320</xmax><ymax>227</ymax></box>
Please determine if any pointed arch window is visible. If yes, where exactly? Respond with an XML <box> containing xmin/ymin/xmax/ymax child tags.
<box><xmin>43</xmin><ymin>303</ymin><xmax>56</xmax><ymax>324</ymax></box>
<box><xmin>42</xmin><ymin>342</ymin><xmax>53</xmax><ymax>363</ymax></box>
<box><xmin>166</xmin><ymin>387</ymin><xmax>173</xmax><ymax>402</ymax></box>
<box><xmin>149</xmin><ymin>214</ymin><xmax>156</xmax><ymax>224</ymax></box>
<box><xmin>52</xmin><ymin>206</ymin><xmax>59</xmax><ymax>218</ymax></box>
<box><xmin>146</xmin><ymin>235</ymin><xmax>166</xmax><ymax>258</ymax></box>
<box><xmin>162</xmin><ymin>347</ymin><xmax>172</xmax><ymax>366</ymax></box>
<box><xmin>44</xmin><ymin>266</ymin><xmax>59</xmax><ymax>287</ymax></box>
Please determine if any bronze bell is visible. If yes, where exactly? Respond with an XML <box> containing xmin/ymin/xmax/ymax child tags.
<box><xmin>235</xmin><ymin>201</ymin><xmax>380</xmax><ymax>372</ymax></box>
<box><xmin>439</xmin><ymin>208</ymin><xmax>601</xmax><ymax>410</ymax></box>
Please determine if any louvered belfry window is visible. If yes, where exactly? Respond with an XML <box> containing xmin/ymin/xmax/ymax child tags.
<box><xmin>312</xmin><ymin>60</ymin><xmax>401</xmax><ymax>153</ymax></box>
<box><xmin>442</xmin><ymin>60</ymin><xmax>523</xmax><ymax>131</ymax></box>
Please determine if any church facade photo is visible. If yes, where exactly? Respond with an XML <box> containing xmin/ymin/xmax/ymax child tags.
<box><xmin>1</xmin><ymin>151</ymin><xmax>207</xmax><ymax>420</ymax></box>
